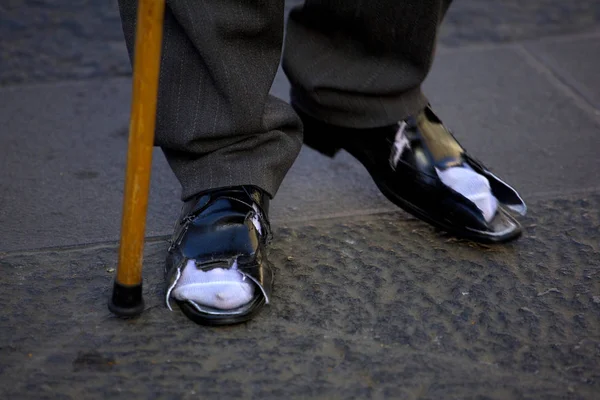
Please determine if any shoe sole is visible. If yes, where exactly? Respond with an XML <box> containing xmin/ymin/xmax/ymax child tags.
<box><xmin>177</xmin><ymin>296</ymin><xmax>267</xmax><ymax>326</ymax></box>
<box><xmin>368</xmin><ymin>168</ymin><xmax>523</xmax><ymax>244</ymax></box>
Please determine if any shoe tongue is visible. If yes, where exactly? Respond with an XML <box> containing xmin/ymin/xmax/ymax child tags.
<box><xmin>186</xmin><ymin>187</ymin><xmax>256</xmax><ymax>218</ymax></box>
<box><xmin>434</xmin><ymin>156</ymin><xmax>465</xmax><ymax>170</ymax></box>
<box><xmin>415</xmin><ymin>110</ymin><xmax>463</xmax><ymax>163</ymax></box>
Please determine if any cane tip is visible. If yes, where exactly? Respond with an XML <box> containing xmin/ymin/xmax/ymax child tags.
<box><xmin>108</xmin><ymin>281</ymin><xmax>145</xmax><ymax>317</ymax></box>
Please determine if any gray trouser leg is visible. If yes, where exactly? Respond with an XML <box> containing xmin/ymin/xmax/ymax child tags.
<box><xmin>283</xmin><ymin>0</ymin><xmax>453</xmax><ymax>128</ymax></box>
<box><xmin>118</xmin><ymin>0</ymin><xmax>302</xmax><ymax>200</ymax></box>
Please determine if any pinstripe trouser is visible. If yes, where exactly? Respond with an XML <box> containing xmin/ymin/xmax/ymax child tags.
<box><xmin>118</xmin><ymin>0</ymin><xmax>452</xmax><ymax>200</ymax></box>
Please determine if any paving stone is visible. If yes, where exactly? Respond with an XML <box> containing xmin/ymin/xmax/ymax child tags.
<box><xmin>440</xmin><ymin>1</ymin><xmax>600</xmax><ymax>47</ymax></box>
<box><xmin>524</xmin><ymin>35</ymin><xmax>600</xmax><ymax>110</ymax></box>
<box><xmin>0</xmin><ymin>0</ymin><xmax>129</xmax><ymax>85</ymax></box>
<box><xmin>0</xmin><ymin>79</ymin><xmax>180</xmax><ymax>252</ymax></box>
<box><xmin>1</xmin><ymin>194</ymin><xmax>599</xmax><ymax>399</ymax></box>
<box><xmin>422</xmin><ymin>46</ymin><xmax>600</xmax><ymax>199</ymax></box>
<box><xmin>2</xmin><ymin>0</ymin><xmax>600</xmax><ymax>85</ymax></box>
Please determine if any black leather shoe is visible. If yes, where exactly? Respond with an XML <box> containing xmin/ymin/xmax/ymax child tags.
<box><xmin>165</xmin><ymin>186</ymin><xmax>273</xmax><ymax>325</ymax></box>
<box><xmin>298</xmin><ymin>105</ymin><xmax>526</xmax><ymax>243</ymax></box>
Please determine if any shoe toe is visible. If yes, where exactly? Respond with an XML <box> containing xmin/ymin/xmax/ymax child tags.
<box><xmin>463</xmin><ymin>206</ymin><xmax>522</xmax><ymax>242</ymax></box>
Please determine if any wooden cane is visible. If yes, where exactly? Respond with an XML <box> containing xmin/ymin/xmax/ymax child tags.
<box><xmin>109</xmin><ymin>0</ymin><xmax>166</xmax><ymax>316</ymax></box>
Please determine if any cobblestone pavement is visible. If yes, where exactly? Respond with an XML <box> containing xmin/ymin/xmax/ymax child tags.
<box><xmin>1</xmin><ymin>195</ymin><xmax>599</xmax><ymax>399</ymax></box>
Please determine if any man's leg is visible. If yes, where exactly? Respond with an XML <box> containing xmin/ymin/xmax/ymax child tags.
<box><xmin>118</xmin><ymin>0</ymin><xmax>302</xmax><ymax>324</ymax></box>
<box><xmin>284</xmin><ymin>0</ymin><xmax>451</xmax><ymax>128</ymax></box>
<box><xmin>120</xmin><ymin>0</ymin><xmax>301</xmax><ymax>200</ymax></box>
<box><xmin>283</xmin><ymin>0</ymin><xmax>526</xmax><ymax>243</ymax></box>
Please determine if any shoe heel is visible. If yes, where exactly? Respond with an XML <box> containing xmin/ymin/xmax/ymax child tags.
<box><xmin>293</xmin><ymin>106</ymin><xmax>342</xmax><ymax>158</ymax></box>
<box><xmin>303</xmin><ymin>133</ymin><xmax>341</xmax><ymax>158</ymax></box>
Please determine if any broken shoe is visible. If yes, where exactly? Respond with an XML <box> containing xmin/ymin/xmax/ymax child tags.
<box><xmin>298</xmin><ymin>105</ymin><xmax>526</xmax><ymax>243</ymax></box>
<box><xmin>165</xmin><ymin>186</ymin><xmax>273</xmax><ymax>325</ymax></box>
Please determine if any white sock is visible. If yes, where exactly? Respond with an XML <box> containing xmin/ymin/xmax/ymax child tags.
<box><xmin>436</xmin><ymin>165</ymin><xmax>498</xmax><ymax>222</ymax></box>
<box><xmin>171</xmin><ymin>259</ymin><xmax>255</xmax><ymax>310</ymax></box>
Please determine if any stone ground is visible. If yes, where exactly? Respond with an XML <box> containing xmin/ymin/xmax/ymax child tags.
<box><xmin>1</xmin><ymin>1</ymin><xmax>599</xmax><ymax>399</ymax></box>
